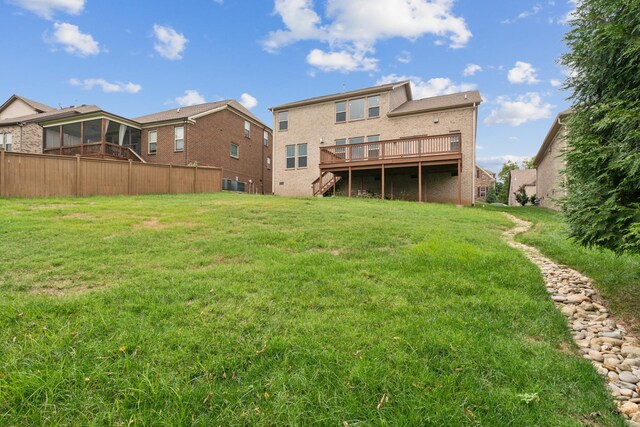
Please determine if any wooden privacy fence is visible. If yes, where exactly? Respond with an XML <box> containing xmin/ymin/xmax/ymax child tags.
<box><xmin>0</xmin><ymin>151</ymin><xmax>222</xmax><ymax>198</ymax></box>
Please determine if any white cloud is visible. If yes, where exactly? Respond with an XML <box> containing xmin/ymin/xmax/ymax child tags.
<box><xmin>9</xmin><ymin>0</ymin><xmax>84</xmax><ymax>19</ymax></box>
<box><xmin>263</xmin><ymin>0</ymin><xmax>472</xmax><ymax>72</ymax></box>
<box><xmin>397</xmin><ymin>50</ymin><xmax>411</xmax><ymax>64</ymax></box>
<box><xmin>463</xmin><ymin>63</ymin><xmax>482</xmax><ymax>76</ymax></box>
<box><xmin>484</xmin><ymin>92</ymin><xmax>553</xmax><ymax>126</ymax></box>
<box><xmin>153</xmin><ymin>25</ymin><xmax>188</xmax><ymax>60</ymax></box>
<box><xmin>550</xmin><ymin>79</ymin><xmax>562</xmax><ymax>88</ymax></box>
<box><xmin>307</xmin><ymin>48</ymin><xmax>377</xmax><ymax>72</ymax></box>
<box><xmin>239</xmin><ymin>93</ymin><xmax>258</xmax><ymax>110</ymax></box>
<box><xmin>478</xmin><ymin>155</ymin><xmax>531</xmax><ymax>172</ymax></box>
<box><xmin>377</xmin><ymin>74</ymin><xmax>476</xmax><ymax>99</ymax></box>
<box><xmin>501</xmin><ymin>4</ymin><xmax>543</xmax><ymax>24</ymax></box>
<box><xmin>558</xmin><ymin>0</ymin><xmax>579</xmax><ymax>24</ymax></box>
<box><xmin>69</xmin><ymin>78</ymin><xmax>141</xmax><ymax>93</ymax></box>
<box><xmin>48</xmin><ymin>22</ymin><xmax>99</xmax><ymax>56</ymax></box>
<box><xmin>174</xmin><ymin>90</ymin><xmax>206</xmax><ymax>106</ymax></box>
<box><xmin>508</xmin><ymin>61</ymin><xmax>539</xmax><ymax>84</ymax></box>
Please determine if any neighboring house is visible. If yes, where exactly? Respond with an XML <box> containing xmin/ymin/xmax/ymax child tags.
<box><xmin>134</xmin><ymin>100</ymin><xmax>272</xmax><ymax>195</ymax></box>
<box><xmin>508</xmin><ymin>169</ymin><xmax>537</xmax><ymax>206</ymax></box>
<box><xmin>269</xmin><ymin>81</ymin><xmax>482</xmax><ymax>205</ymax></box>
<box><xmin>534</xmin><ymin>109</ymin><xmax>571</xmax><ymax>210</ymax></box>
<box><xmin>0</xmin><ymin>94</ymin><xmax>272</xmax><ymax>194</ymax></box>
<box><xmin>475</xmin><ymin>165</ymin><xmax>496</xmax><ymax>202</ymax></box>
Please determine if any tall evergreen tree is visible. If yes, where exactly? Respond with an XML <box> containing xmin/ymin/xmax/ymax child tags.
<box><xmin>561</xmin><ymin>0</ymin><xmax>640</xmax><ymax>254</ymax></box>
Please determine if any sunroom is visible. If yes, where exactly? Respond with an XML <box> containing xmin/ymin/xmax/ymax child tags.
<box><xmin>42</xmin><ymin>114</ymin><xmax>144</xmax><ymax>162</ymax></box>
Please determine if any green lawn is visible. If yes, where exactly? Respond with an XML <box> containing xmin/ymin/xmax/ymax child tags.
<box><xmin>481</xmin><ymin>205</ymin><xmax>640</xmax><ymax>333</ymax></box>
<box><xmin>0</xmin><ymin>194</ymin><xmax>625</xmax><ymax>426</ymax></box>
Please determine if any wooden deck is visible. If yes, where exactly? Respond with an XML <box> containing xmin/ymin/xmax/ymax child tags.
<box><xmin>43</xmin><ymin>142</ymin><xmax>145</xmax><ymax>162</ymax></box>
<box><xmin>317</xmin><ymin>133</ymin><xmax>463</xmax><ymax>203</ymax></box>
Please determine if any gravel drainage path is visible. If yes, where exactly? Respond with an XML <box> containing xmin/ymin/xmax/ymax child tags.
<box><xmin>504</xmin><ymin>214</ymin><xmax>640</xmax><ymax>425</ymax></box>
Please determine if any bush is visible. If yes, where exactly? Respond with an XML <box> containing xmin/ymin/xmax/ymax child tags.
<box><xmin>514</xmin><ymin>185</ymin><xmax>529</xmax><ymax>206</ymax></box>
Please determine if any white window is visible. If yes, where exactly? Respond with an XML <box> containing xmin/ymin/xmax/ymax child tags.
<box><xmin>1</xmin><ymin>133</ymin><xmax>12</xmax><ymax>152</ymax></box>
<box><xmin>368</xmin><ymin>96</ymin><xmax>380</xmax><ymax>118</ymax></box>
<box><xmin>175</xmin><ymin>126</ymin><xmax>184</xmax><ymax>151</ymax></box>
<box><xmin>267</xmin><ymin>156</ymin><xmax>271</xmax><ymax>170</ymax></box>
<box><xmin>230</xmin><ymin>143</ymin><xmax>239</xmax><ymax>158</ymax></box>
<box><xmin>278</xmin><ymin>111</ymin><xmax>288</xmax><ymax>131</ymax></box>
<box><xmin>479</xmin><ymin>187</ymin><xmax>487</xmax><ymax>198</ymax></box>
<box><xmin>148</xmin><ymin>130</ymin><xmax>157</xmax><ymax>154</ymax></box>
<box><xmin>366</xmin><ymin>135</ymin><xmax>380</xmax><ymax>142</ymax></box>
<box><xmin>244</xmin><ymin>120</ymin><xmax>250</xmax><ymax>138</ymax></box>
<box><xmin>263</xmin><ymin>130</ymin><xmax>269</xmax><ymax>146</ymax></box>
<box><xmin>285</xmin><ymin>145</ymin><xmax>295</xmax><ymax>168</ymax></box>
<box><xmin>335</xmin><ymin>101</ymin><xmax>347</xmax><ymax>123</ymax></box>
<box><xmin>349</xmin><ymin>98</ymin><xmax>365</xmax><ymax>120</ymax></box>
<box><xmin>349</xmin><ymin>137</ymin><xmax>365</xmax><ymax>159</ymax></box>
<box><xmin>297</xmin><ymin>143</ymin><xmax>307</xmax><ymax>168</ymax></box>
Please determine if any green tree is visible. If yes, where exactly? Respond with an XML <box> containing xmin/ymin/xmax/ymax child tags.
<box><xmin>522</xmin><ymin>157</ymin><xmax>536</xmax><ymax>169</ymax></box>
<box><xmin>561</xmin><ymin>0</ymin><xmax>640</xmax><ymax>254</ymax></box>
<box><xmin>485</xmin><ymin>186</ymin><xmax>497</xmax><ymax>203</ymax></box>
<box><xmin>496</xmin><ymin>161</ymin><xmax>519</xmax><ymax>204</ymax></box>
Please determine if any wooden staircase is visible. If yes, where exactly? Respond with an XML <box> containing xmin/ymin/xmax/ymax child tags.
<box><xmin>312</xmin><ymin>171</ymin><xmax>342</xmax><ymax>196</ymax></box>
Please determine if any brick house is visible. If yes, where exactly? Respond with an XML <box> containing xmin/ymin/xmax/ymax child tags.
<box><xmin>269</xmin><ymin>81</ymin><xmax>482</xmax><ymax>204</ymax></box>
<box><xmin>534</xmin><ymin>109</ymin><xmax>570</xmax><ymax>210</ymax></box>
<box><xmin>0</xmin><ymin>95</ymin><xmax>272</xmax><ymax>194</ymax></box>
<box><xmin>134</xmin><ymin>100</ymin><xmax>273</xmax><ymax>194</ymax></box>
<box><xmin>508</xmin><ymin>169</ymin><xmax>537</xmax><ymax>206</ymax></box>
<box><xmin>475</xmin><ymin>165</ymin><xmax>496</xmax><ymax>202</ymax></box>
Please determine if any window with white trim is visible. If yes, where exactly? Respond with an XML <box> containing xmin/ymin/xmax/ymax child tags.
<box><xmin>1</xmin><ymin>133</ymin><xmax>13</xmax><ymax>152</ymax></box>
<box><xmin>297</xmin><ymin>143</ymin><xmax>307</xmax><ymax>168</ymax></box>
<box><xmin>348</xmin><ymin>98</ymin><xmax>365</xmax><ymax>121</ymax></box>
<box><xmin>368</xmin><ymin>96</ymin><xmax>380</xmax><ymax>118</ymax></box>
<box><xmin>230</xmin><ymin>143</ymin><xmax>239</xmax><ymax>158</ymax></box>
<box><xmin>244</xmin><ymin>120</ymin><xmax>250</xmax><ymax>138</ymax></box>
<box><xmin>263</xmin><ymin>130</ymin><xmax>269</xmax><ymax>146</ymax></box>
<box><xmin>278</xmin><ymin>111</ymin><xmax>288</xmax><ymax>131</ymax></box>
<box><xmin>175</xmin><ymin>126</ymin><xmax>184</xmax><ymax>151</ymax></box>
<box><xmin>266</xmin><ymin>156</ymin><xmax>271</xmax><ymax>170</ymax></box>
<box><xmin>285</xmin><ymin>144</ymin><xmax>295</xmax><ymax>168</ymax></box>
<box><xmin>148</xmin><ymin>130</ymin><xmax>157</xmax><ymax>154</ymax></box>
<box><xmin>335</xmin><ymin>101</ymin><xmax>347</xmax><ymax>123</ymax></box>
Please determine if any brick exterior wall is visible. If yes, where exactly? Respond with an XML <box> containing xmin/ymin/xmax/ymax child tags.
<box><xmin>140</xmin><ymin>109</ymin><xmax>272</xmax><ymax>194</ymax></box>
<box><xmin>537</xmin><ymin>126</ymin><xmax>567</xmax><ymax>210</ymax></box>
<box><xmin>272</xmin><ymin>87</ymin><xmax>478</xmax><ymax>205</ymax></box>
<box><xmin>475</xmin><ymin>166</ymin><xmax>496</xmax><ymax>202</ymax></box>
<box><xmin>0</xmin><ymin>124</ymin><xmax>42</xmax><ymax>154</ymax></box>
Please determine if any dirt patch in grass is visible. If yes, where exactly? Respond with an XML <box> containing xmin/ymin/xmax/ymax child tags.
<box><xmin>63</xmin><ymin>213</ymin><xmax>95</xmax><ymax>220</ymax></box>
<box><xmin>29</xmin><ymin>204</ymin><xmax>79</xmax><ymax>210</ymax></box>
<box><xmin>135</xmin><ymin>219</ymin><xmax>200</xmax><ymax>230</ymax></box>
<box><xmin>32</xmin><ymin>281</ymin><xmax>108</xmax><ymax>297</ymax></box>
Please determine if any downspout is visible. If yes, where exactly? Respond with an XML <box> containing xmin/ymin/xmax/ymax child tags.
<box><xmin>19</xmin><ymin>122</ymin><xmax>24</xmax><ymax>152</ymax></box>
<box><xmin>271</xmin><ymin>110</ymin><xmax>276</xmax><ymax>195</ymax></box>
<box><xmin>261</xmin><ymin>127</ymin><xmax>265</xmax><ymax>195</ymax></box>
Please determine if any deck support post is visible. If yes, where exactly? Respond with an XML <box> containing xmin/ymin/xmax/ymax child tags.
<box><xmin>457</xmin><ymin>159</ymin><xmax>462</xmax><ymax>205</ymax></box>
<box><xmin>348</xmin><ymin>167</ymin><xmax>352</xmax><ymax>198</ymax></box>
<box><xmin>418</xmin><ymin>162</ymin><xmax>422</xmax><ymax>203</ymax></box>
<box><xmin>333</xmin><ymin>174</ymin><xmax>336</xmax><ymax>196</ymax></box>
<box><xmin>381</xmin><ymin>165</ymin><xmax>385</xmax><ymax>200</ymax></box>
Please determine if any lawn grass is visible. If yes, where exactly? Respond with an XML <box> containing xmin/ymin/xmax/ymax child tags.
<box><xmin>0</xmin><ymin>194</ymin><xmax>626</xmax><ymax>426</ymax></box>
<box><xmin>481</xmin><ymin>205</ymin><xmax>640</xmax><ymax>332</ymax></box>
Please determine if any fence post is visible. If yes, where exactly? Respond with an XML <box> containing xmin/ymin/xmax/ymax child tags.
<box><xmin>128</xmin><ymin>160</ymin><xmax>133</xmax><ymax>195</ymax></box>
<box><xmin>194</xmin><ymin>165</ymin><xmax>198</xmax><ymax>193</ymax></box>
<box><xmin>0</xmin><ymin>150</ymin><xmax>5</xmax><ymax>197</ymax></box>
<box><xmin>168</xmin><ymin>165</ymin><xmax>172</xmax><ymax>194</ymax></box>
<box><xmin>76</xmin><ymin>155</ymin><xmax>81</xmax><ymax>196</ymax></box>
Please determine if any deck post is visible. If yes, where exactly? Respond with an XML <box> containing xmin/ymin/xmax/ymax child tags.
<box><xmin>333</xmin><ymin>174</ymin><xmax>336</xmax><ymax>196</ymax></box>
<box><xmin>348</xmin><ymin>167</ymin><xmax>352</xmax><ymax>198</ymax></box>
<box><xmin>457</xmin><ymin>159</ymin><xmax>462</xmax><ymax>205</ymax></box>
<box><xmin>418</xmin><ymin>162</ymin><xmax>422</xmax><ymax>203</ymax></box>
<box><xmin>381</xmin><ymin>165</ymin><xmax>385</xmax><ymax>200</ymax></box>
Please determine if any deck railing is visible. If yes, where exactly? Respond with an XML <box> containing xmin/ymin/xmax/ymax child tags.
<box><xmin>43</xmin><ymin>142</ymin><xmax>144</xmax><ymax>162</ymax></box>
<box><xmin>320</xmin><ymin>133</ymin><xmax>461</xmax><ymax>165</ymax></box>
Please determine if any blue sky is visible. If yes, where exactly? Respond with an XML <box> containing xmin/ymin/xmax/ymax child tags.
<box><xmin>0</xmin><ymin>0</ymin><xmax>577</xmax><ymax>172</ymax></box>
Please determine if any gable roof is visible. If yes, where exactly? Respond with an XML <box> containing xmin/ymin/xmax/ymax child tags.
<box><xmin>510</xmin><ymin>169</ymin><xmax>537</xmax><ymax>189</ymax></box>
<box><xmin>476</xmin><ymin>165</ymin><xmax>496</xmax><ymax>180</ymax></box>
<box><xmin>0</xmin><ymin>105</ymin><xmax>102</xmax><ymax>126</ymax></box>
<box><xmin>534</xmin><ymin>109</ymin><xmax>572</xmax><ymax>167</ymax></box>
<box><xmin>134</xmin><ymin>99</ymin><xmax>269</xmax><ymax>129</ymax></box>
<box><xmin>269</xmin><ymin>81</ymin><xmax>411</xmax><ymax>112</ymax></box>
<box><xmin>0</xmin><ymin>95</ymin><xmax>55</xmax><ymax>116</ymax></box>
<box><xmin>388</xmin><ymin>91</ymin><xmax>483</xmax><ymax>116</ymax></box>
